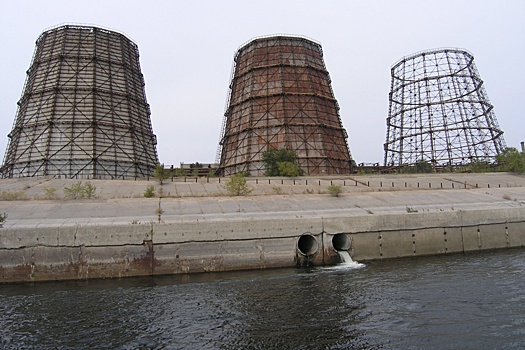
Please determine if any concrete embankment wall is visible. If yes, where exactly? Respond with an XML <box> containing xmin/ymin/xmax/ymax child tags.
<box><xmin>1</xmin><ymin>203</ymin><xmax>524</xmax><ymax>283</ymax></box>
<box><xmin>1</xmin><ymin>174</ymin><xmax>524</xmax><ymax>283</ymax></box>
<box><xmin>330</xmin><ymin>208</ymin><xmax>525</xmax><ymax>260</ymax></box>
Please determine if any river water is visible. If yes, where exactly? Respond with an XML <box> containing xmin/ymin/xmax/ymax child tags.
<box><xmin>1</xmin><ymin>248</ymin><xmax>525</xmax><ymax>349</ymax></box>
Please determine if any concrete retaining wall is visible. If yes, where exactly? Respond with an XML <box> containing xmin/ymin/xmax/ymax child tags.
<box><xmin>1</xmin><ymin>206</ymin><xmax>524</xmax><ymax>283</ymax></box>
<box><xmin>343</xmin><ymin>208</ymin><xmax>525</xmax><ymax>260</ymax></box>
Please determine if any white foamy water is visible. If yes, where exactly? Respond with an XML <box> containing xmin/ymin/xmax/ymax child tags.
<box><xmin>335</xmin><ymin>251</ymin><xmax>365</xmax><ymax>269</ymax></box>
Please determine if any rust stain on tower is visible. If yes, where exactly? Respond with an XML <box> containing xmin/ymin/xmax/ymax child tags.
<box><xmin>217</xmin><ymin>35</ymin><xmax>353</xmax><ymax>176</ymax></box>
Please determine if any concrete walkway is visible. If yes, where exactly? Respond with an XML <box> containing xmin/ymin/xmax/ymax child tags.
<box><xmin>1</xmin><ymin>173</ymin><xmax>524</xmax><ymax>228</ymax></box>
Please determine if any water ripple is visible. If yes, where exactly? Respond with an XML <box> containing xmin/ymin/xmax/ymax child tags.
<box><xmin>1</xmin><ymin>249</ymin><xmax>525</xmax><ymax>349</ymax></box>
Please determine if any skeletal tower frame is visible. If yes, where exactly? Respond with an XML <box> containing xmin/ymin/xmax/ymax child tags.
<box><xmin>1</xmin><ymin>24</ymin><xmax>158</xmax><ymax>179</ymax></box>
<box><xmin>217</xmin><ymin>35</ymin><xmax>353</xmax><ymax>176</ymax></box>
<box><xmin>384</xmin><ymin>48</ymin><xmax>505</xmax><ymax>169</ymax></box>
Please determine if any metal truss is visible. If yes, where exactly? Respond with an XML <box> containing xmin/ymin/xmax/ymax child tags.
<box><xmin>384</xmin><ymin>48</ymin><xmax>506</xmax><ymax>169</ymax></box>
<box><xmin>1</xmin><ymin>25</ymin><xmax>158</xmax><ymax>179</ymax></box>
<box><xmin>217</xmin><ymin>35</ymin><xmax>353</xmax><ymax>176</ymax></box>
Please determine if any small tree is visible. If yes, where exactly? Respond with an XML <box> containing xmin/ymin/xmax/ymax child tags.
<box><xmin>224</xmin><ymin>174</ymin><xmax>252</xmax><ymax>196</ymax></box>
<box><xmin>153</xmin><ymin>163</ymin><xmax>170</xmax><ymax>184</ymax></box>
<box><xmin>262</xmin><ymin>148</ymin><xmax>304</xmax><ymax>177</ymax></box>
<box><xmin>277</xmin><ymin>161</ymin><xmax>303</xmax><ymax>177</ymax></box>
<box><xmin>174</xmin><ymin>167</ymin><xmax>187</xmax><ymax>177</ymax></box>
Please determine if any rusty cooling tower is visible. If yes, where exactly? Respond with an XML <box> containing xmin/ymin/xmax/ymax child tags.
<box><xmin>384</xmin><ymin>48</ymin><xmax>506</xmax><ymax>169</ymax></box>
<box><xmin>1</xmin><ymin>25</ymin><xmax>158</xmax><ymax>179</ymax></box>
<box><xmin>217</xmin><ymin>35</ymin><xmax>353</xmax><ymax>176</ymax></box>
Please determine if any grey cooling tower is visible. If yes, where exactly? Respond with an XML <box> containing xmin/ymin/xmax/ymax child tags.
<box><xmin>384</xmin><ymin>48</ymin><xmax>506</xmax><ymax>169</ymax></box>
<box><xmin>1</xmin><ymin>25</ymin><xmax>158</xmax><ymax>179</ymax></box>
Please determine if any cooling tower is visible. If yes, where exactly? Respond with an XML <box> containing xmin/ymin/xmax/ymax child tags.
<box><xmin>384</xmin><ymin>48</ymin><xmax>506</xmax><ymax>169</ymax></box>
<box><xmin>217</xmin><ymin>35</ymin><xmax>353</xmax><ymax>176</ymax></box>
<box><xmin>1</xmin><ymin>24</ymin><xmax>158</xmax><ymax>179</ymax></box>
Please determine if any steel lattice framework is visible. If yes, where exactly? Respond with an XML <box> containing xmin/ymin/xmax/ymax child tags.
<box><xmin>217</xmin><ymin>35</ymin><xmax>353</xmax><ymax>176</ymax></box>
<box><xmin>1</xmin><ymin>25</ymin><xmax>158</xmax><ymax>179</ymax></box>
<box><xmin>384</xmin><ymin>48</ymin><xmax>506</xmax><ymax>169</ymax></box>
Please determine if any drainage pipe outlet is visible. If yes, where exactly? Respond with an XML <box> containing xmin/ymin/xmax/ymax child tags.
<box><xmin>332</xmin><ymin>233</ymin><xmax>351</xmax><ymax>251</ymax></box>
<box><xmin>297</xmin><ymin>234</ymin><xmax>319</xmax><ymax>256</ymax></box>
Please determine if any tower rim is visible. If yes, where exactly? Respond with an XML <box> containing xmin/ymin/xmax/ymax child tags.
<box><xmin>38</xmin><ymin>23</ymin><xmax>138</xmax><ymax>48</ymax></box>
<box><xmin>391</xmin><ymin>47</ymin><xmax>474</xmax><ymax>70</ymax></box>
<box><xmin>236</xmin><ymin>34</ymin><xmax>321</xmax><ymax>53</ymax></box>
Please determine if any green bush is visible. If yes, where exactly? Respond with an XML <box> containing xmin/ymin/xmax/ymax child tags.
<box><xmin>0</xmin><ymin>190</ymin><xmax>27</xmax><ymax>201</ymax></box>
<box><xmin>224</xmin><ymin>174</ymin><xmax>252</xmax><ymax>196</ymax></box>
<box><xmin>277</xmin><ymin>161</ymin><xmax>303</xmax><ymax>177</ymax></box>
<box><xmin>467</xmin><ymin>160</ymin><xmax>494</xmax><ymax>173</ymax></box>
<box><xmin>262</xmin><ymin>148</ymin><xmax>304</xmax><ymax>177</ymax></box>
<box><xmin>327</xmin><ymin>184</ymin><xmax>343</xmax><ymax>197</ymax></box>
<box><xmin>83</xmin><ymin>182</ymin><xmax>96</xmax><ymax>198</ymax></box>
<box><xmin>0</xmin><ymin>212</ymin><xmax>7</xmax><ymax>227</ymax></box>
<box><xmin>63</xmin><ymin>181</ymin><xmax>96</xmax><ymax>199</ymax></box>
<box><xmin>406</xmin><ymin>206</ymin><xmax>419</xmax><ymax>213</ymax></box>
<box><xmin>496</xmin><ymin>147</ymin><xmax>525</xmax><ymax>173</ymax></box>
<box><xmin>400</xmin><ymin>160</ymin><xmax>433</xmax><ymax>174</ymax></box>
<box><xmin>144</xmin><ymin>185</ymin><xmax>156</xmax><ymax>198</ymax></box>
<box><xmin>272</xmin><ymin>186</ymin><xmax>284</xmax><ymax>195</ymax></box>
<box><xmin>44</xmin><ymin>187</ymin><xmax>58</xmax><ymax>199</ymax></box>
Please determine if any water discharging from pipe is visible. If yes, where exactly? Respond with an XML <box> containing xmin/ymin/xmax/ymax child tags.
<box><xmin>336</xmin><ymin>250</ymin><xmax>365</xmax><ymax>268</ymax></box>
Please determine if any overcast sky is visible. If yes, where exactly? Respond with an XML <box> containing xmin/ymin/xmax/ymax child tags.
<box><xmin>1</xmin><ymin>0</ymin><xmax>523</xmax><ymax>167</ymax></box>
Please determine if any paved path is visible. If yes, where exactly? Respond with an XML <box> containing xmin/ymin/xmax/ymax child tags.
<box><xmin>1</xmin><ymin>173</ymin><xmax>524</xmax><ymax>228</ymax></box>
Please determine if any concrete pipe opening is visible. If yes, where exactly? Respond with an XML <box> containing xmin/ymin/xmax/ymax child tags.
<box><xmin>297</xmin><ymin>234</ymin><xmax>319</xmax><ymax>256</ymax></box>
<box><xmin>332</xmin><ymin>233</ymin><xmax>351</xmax><ymax>251</ymax></box>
